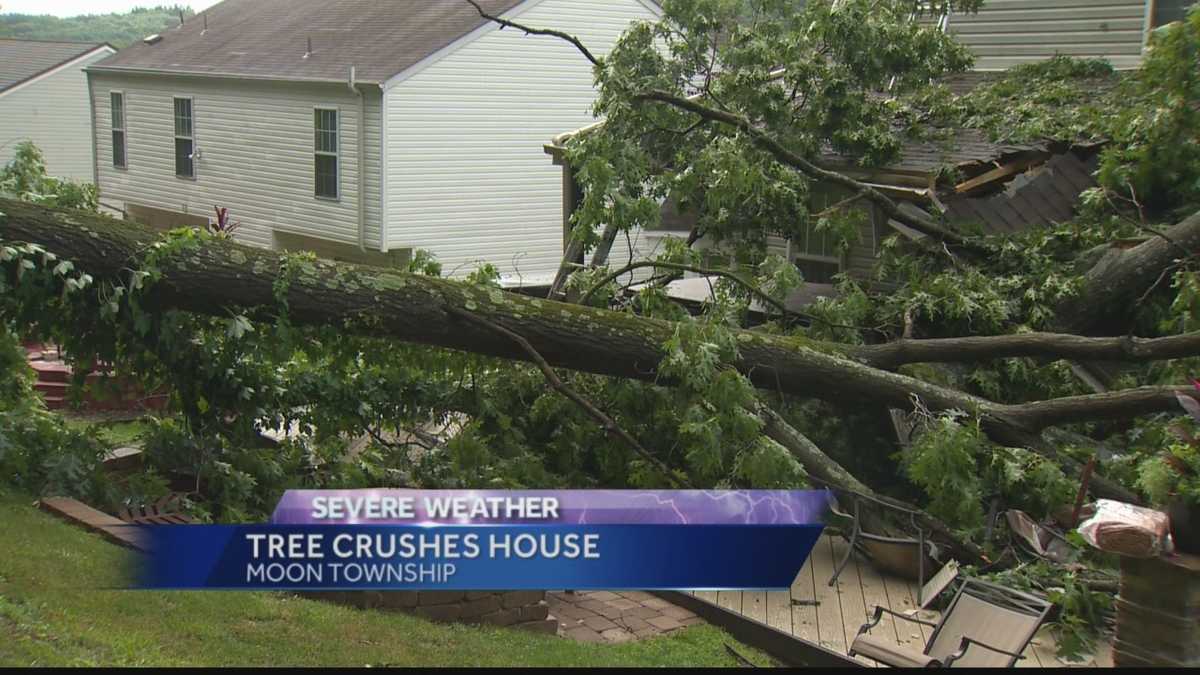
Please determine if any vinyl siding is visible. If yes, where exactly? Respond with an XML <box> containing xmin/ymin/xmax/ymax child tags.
<box><xmin>0</xmin><ymin>49</ymin><xmax>112</xmax><ymax>181</ymax></box>
<box><xmin>383</xmin><ymin>0</ymin><xmax>659</xmax><ymax>281</ymax></box>
<box><xmin>90</xmin><ymin>72</ymin><xmax>382</xmax><ymax>251</ymax></box>
<box><xmin>948</xmin><ymin>0</ymin><xmax>1151</xmax><ymax>70</ymax></box>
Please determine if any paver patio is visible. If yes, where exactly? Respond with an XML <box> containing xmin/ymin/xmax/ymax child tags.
<box><xmin>548</xmin><ymin>590</ymin><xmax>704</xmax><ymax>643</ymax></box>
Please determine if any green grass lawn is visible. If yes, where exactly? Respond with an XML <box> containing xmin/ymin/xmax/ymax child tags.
<box><xmin>0</xmin><ymin>491</ymin><xmax>773</xmax><ymax>667</ymax></box>
<box><xmin>61</xmin><ymin>416</ymin><xmax>149</xmax><ymax>448</ymax></box>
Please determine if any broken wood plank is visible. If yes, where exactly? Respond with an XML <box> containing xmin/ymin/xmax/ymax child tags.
<box><xmin>38</xmin><ymin>497</ymin><xmax>148</xmax><ymax>552</ymax></box>
<box><xmin>954</xmin><ymin>156</ymin><xmax>1045</xmax><ymax>195</ymax></box>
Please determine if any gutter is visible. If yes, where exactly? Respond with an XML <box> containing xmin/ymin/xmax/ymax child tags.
<box><xmin>85</xmin><ymin>64</ymin><xmax>382</xmax><ymax>87</ymax></box>
<box><xmin>348</xmin><ymin>66</ymin><xmax>366</xmax><ymax>252</ymax></box>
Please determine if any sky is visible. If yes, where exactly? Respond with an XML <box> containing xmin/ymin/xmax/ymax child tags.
<box><xmin>0</xmin><ymin>0</ymin><xmax>220</xmax><ymax>16</ymax></box>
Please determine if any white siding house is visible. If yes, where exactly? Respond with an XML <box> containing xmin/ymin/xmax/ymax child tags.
<box><xmin>0</xmin><ymin>40</ymin><xmax>115</xmax><ymax>181</ymax></box>
<box><xmin>91</xmin><ymin>74</ymin><xmax>383</xmax><ymax>252</ymax></box>
<box><xmin>944</xmin><ymin>0</ymin><xmax>1157</xmax><ymax>70</ymax></box>
<box><xmin>86</xmin><ymin>0</ymin><xmax>659</xmax><ymax>283</ymax></box>
<box><xmin>382</xmin><ymin>0</ymin><xmax>659</xmax><ymax>279</ymax></box>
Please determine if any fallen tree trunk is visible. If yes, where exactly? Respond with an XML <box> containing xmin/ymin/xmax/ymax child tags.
<box><xmin>3</xmin><ymin>199</ymin><xmax>1191</xmax><ymax>501</ymax></box>
<box><xmin>763</xmin><ymin>408</ymin><xmax>990</xmax><ymax>564</ymax></box>
<box><xmin>1053</xmin><ymin>209</ymin><xmax>1200</xmax><ymax>333</ymax></box>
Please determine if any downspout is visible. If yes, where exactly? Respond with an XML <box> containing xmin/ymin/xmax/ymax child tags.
<box><xmin>379</xmin><ymin>84</ymin><xmax>387</xmax><ymax>252</ymax></box>
<box><xmin>86</xmin><ymin>71</ymin><xmax>99</xmax><ymax>189</ymax></box>
<box><xmin>348</xmin><ymin>66</ymin><xmax>366</xmax><ymax>252</ymax></box>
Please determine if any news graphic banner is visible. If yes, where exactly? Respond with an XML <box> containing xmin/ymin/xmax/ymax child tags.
<box><xmin>137</xmin><ymin>490</ymin><xmax>829</xmax><ymax>591</ymax></box>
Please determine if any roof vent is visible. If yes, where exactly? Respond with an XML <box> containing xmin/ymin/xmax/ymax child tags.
<box><xmin>143</xmin><ymin>34</ymin><xmax>163</xmax><ymax>45</ymax></box>
<box><xmin>303</xmin><ymin>36</ymin><xmax>313</xmax><ymax>59</ymax></box>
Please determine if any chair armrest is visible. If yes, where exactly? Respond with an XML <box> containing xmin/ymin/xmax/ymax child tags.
<box><xmin>856</xmin><ymin>605</ymin><xmax>937</xmax><ymax>637</ymax></box>
<box><xmin>942</xmin><ymin>636</ymin><xmax>1026</xmax><ymax>666</ymax></box>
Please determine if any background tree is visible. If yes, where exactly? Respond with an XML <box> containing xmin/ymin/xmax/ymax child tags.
<box><xmin>0</xmin><ymin>5</ymin><xmax>193</xmax><ymax>48</ymax></box>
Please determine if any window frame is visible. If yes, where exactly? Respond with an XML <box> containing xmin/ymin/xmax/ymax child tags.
<box><xmin>173</xmin><ymin>96</ymin><xmax>196</xmax><ymax>180</ymax></box>
<box><xmin>792</xmin><ymin>188</ymin><xmax>850</xmax><ymax>284</ymax></box>
<box><xmin>313</xmin><ymin>106</ymin><xmax>340</xmax><ymax>201</ymax></box>
<box><xmin>110</xmin><ymin>91</ymin><xmax>127</xmax><ymax>169</ymax></box>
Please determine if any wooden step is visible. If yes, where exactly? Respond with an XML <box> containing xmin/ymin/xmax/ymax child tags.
<box><xmin>34</xmin><ymin>381</ymin><xmax>69</xmax><ymax>396</ymax></box>
<box><xmin>41</xmin><ymin>395</ymin><xmax>68</xmax><ymax>410</ymax></box>
<box><xmin>38</xmin><ymin>497</ymin><xmax>149</xmax><ymax>552</ymax></box>
<box><xmin>29</xmin><ymin>361</ymin><xmax>72</xmax><ymax>383</ymax></box>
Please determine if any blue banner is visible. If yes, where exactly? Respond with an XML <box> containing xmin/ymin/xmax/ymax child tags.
<box><xmin>132</xmin><ymin>490</ymin><xmax>831</xmax><ymax>591</ymax></box>
<box><xmin>137</xmin><ymin>524</ymin><xmax>824</xmax><ymax>591</ymax></box>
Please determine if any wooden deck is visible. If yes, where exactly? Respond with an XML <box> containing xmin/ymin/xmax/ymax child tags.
<box><xmin>685</xmin><ymin>533</ymin><xmax>1113</xmax><ymax>668</ymax></box>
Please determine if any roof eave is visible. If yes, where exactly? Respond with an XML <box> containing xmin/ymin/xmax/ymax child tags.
<box><xmin>84</xmin><ymin>64</ymin><xmax>383</xmax><ymax>87</ymax></box>
<box><xmin>0</xmin><ymin>43</ymin><xmax>115</xmax><ymax>97</ymax></box>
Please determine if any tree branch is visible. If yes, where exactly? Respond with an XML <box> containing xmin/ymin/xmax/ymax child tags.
<box><xmin>997</xmin><ymin>385</ymin><xmax>1199</xmax><ymax>433</ymax></box>
<box><xmin>465</xmin><ymin>0</ymin><xmax>600</xmax><ymax>66</ymax></box>
<box><xmin>1052</xmin><ymin>209</ymin><xmax>1200</xmax><ymax>333</ymax></box>
<box><xmin>852</xmin><ymin>330</ymin><xmax>1200</xmax><ymax>369</ymax></box>
<box><xmin>580</xmin><ymin>260</ymin><xmax>794</xmax><ymax>318</ymax></box>
<box><xmin>632</xmin><ymin>90</ymin><xmax>988</xmax><ymax>254</ymax></box>
<box><xmin>444</xmin><ymin>305</ymin><xmax>690</xmax><ymax>488</ymax></box>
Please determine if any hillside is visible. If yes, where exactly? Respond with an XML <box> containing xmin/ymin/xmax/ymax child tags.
<box><xmin>0</xmin><ymin>5</ymin><xmax>192</xmax><ymax>49</ymax></box>
<box><xmin>0</xmin><ymin>491</ymin><xmax>768</xmax><ymax>667</ymax></box>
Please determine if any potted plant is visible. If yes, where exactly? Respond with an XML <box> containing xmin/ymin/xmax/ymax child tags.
<box><xmin>1137</xmin><ymin>387</ymin><xmax>1200</xmax><ymax>554</ymax></box>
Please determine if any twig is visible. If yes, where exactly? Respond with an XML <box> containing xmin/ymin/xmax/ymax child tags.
<box><xmin>813</xmin><ymin>189</ymin><xmax>868</xmax><ymax>218</ymax></box>
<box><xmin>446</xmin><ymin>306</ymin><xmax>690</xmax><ymax>488</ymax></box>
<box><xmin>465</xmin><ymin>0</ymin><xmax>600</xmax><ymax>66</ymax></box>
<box><xmin>580</xmin><ymin>260</ymin><xmax>793</xmax><ymax>318</ymax></box>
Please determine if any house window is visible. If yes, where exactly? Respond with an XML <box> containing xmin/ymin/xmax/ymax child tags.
<box><xmin>110</xmin><ymin>92</ymin><xmax>126</xmax><ymax>168</ymax></box>
<box><xmin>792</xmin><ymin>220</ymin><xmax>840</xmax><ymax>283</ymax></box>
<box><xmin>173</xmin><ymin>97</ymin><xmax>195</xmax><ymax>178</ymax></box>
<box><xmin>314</xmin><ymin>108</ymin><xmax>339</xmax><ymax>199</ymax></box>
<box><xmin>792</xmin><ymin>189</ymin><xmax>847</xmax><ymax>284</ymax></box>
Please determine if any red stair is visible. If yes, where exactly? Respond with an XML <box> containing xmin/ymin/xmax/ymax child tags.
<box><xmin>24</xmin><ymin>343</ymin><xmax>169</xmax><ymax>413</ymax></box>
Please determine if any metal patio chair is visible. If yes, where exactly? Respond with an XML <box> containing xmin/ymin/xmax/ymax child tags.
<box><xmin>848</xmin><ymin>577</ymin><xmax>1054</xmax><ymax>668</ymax></box>
<box><xmin>825</xmin><ymin>489</ymin><xmax>939</xmax><ymax>605</ymax></box>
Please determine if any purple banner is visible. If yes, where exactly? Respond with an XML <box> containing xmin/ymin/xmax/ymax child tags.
<box><xmin>271</xmin><ymin>490</ymin><xmax>831</xmax><ymax>526</ymax></box>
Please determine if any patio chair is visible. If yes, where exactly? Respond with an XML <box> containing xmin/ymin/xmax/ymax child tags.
<box><xmin>848</xmin><ymin>577</ymin><xmax>1054</xmax><ymax>668</ymax></box>
<box><xmin>825</xmin><ymin>489</ymin><xmax>938</xmax><ymax>605</ymax></box>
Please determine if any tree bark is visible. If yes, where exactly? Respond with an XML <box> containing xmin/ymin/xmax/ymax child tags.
<box><xmin>852</xmin><ymin>330</ymin><xmax>1200</xmax><ymax>369</ymax></box>
<box><xmin>3</xmin><ymin>199</ymin><xmax>1193</xmax><ymax>502</ymax></box>
<box><xmin>1052</xmin><ymin>209</ymin><xmax>1200</xmax><ymax>333</ymax></box>
<box><xmin>761</xmin><ymin>407</ymin><xmax>990</xmax><ymax>564</ymax></box>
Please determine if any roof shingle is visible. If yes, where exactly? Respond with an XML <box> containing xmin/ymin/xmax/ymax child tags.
<box><xmin>91</xmin><ymin>0</ymin><xmax>525</xmax><ymax>84</ymax></box>
<box><xmin>0</xmin><ymin>38</ymin><xmax>108</xmax><ymax>93</ymax></box>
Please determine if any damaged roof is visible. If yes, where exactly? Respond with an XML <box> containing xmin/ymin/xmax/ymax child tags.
<box><xmin>944</xmin><ymin>151</ymin><xmax>1099</xmax><ymax>234</ymax></box>
<box><xmin>821</xmin><ymin>127</ymin><xmax>1053</xmax><ymax>177</ymax></box>
<box><xmin>90</xmin><ymin>0</ymin><xmax>524</xmax><ymax>84</ymax></box>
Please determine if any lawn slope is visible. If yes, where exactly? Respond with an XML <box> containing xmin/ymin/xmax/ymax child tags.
<box><xmin>0</xmin><ymin>491</ymin><xmax>769</xmax><ymax>667</ymax></box>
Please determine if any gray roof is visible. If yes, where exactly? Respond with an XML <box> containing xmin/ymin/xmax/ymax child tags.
<box><xmin>0</xmin><ymin>39</ymin><xmax>110</xmax><ymax>93</ymax></box>
<box><xmin>822</xmin><ymin>128</ymin><xmax>1051</xmax><ymax>176</ymax></box>
<box><xmin>944</xmin><ymin>151</ymin><xmax>1099</xmax><ymax>234</ymax></box>
<box><xmin>91</xmin><ymin>0</ymin><xmax>525</xmax><ymax>84</ymax></box>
